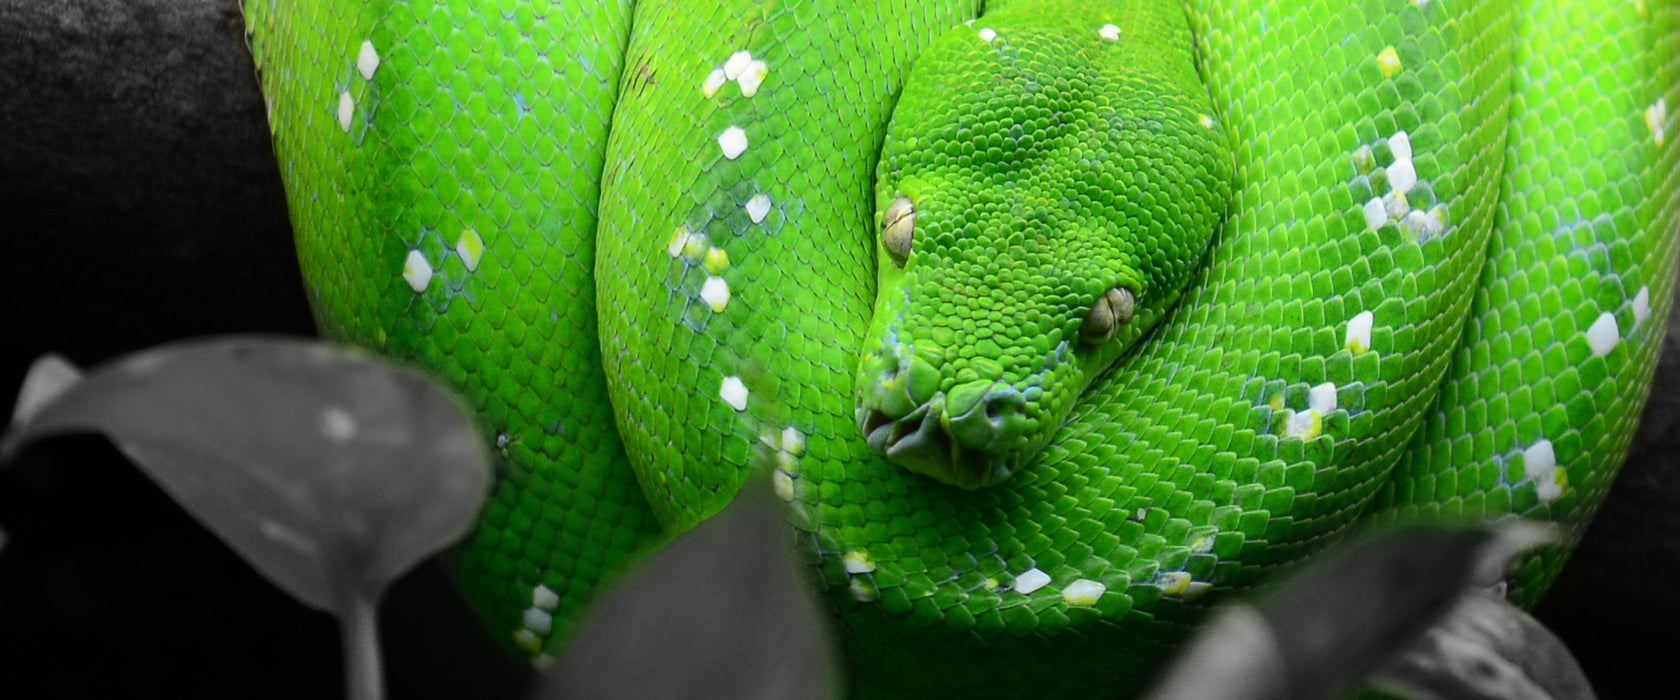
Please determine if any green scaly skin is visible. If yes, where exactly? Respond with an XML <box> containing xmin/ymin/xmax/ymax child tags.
<box><xmin>241</xmin><ymin>0</ymin><xmax>661</xmax><ymax>661</ymax></box>
<box><xmin>246</xmin><ymin>0</ymin><xmax>1680</xmax><ymax>697</ymax></box>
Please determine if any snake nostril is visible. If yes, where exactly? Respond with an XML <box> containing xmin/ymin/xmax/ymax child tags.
<box><xmin>877</xmin><ymin>355</ymin><xmax>899</xmax><ymax>382</ymax></box>
<box><xmin>986</xmin><ymin>388</ymin><xmax>1024</xmax><ymax>422</ymax></box>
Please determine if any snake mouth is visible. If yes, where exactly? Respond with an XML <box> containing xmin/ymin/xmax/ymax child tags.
<box><xmin>857</xmin><ymin>391</ymin><xmax>1018</xmax><ymax>489</ymax></box>
<box><xmin>855</xmin><ymin>337</ymin><xmax>1034</xmax><ymax>488</ymax></box>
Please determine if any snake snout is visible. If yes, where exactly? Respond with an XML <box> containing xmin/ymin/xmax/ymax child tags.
<box><xmin>857</xmin><ymin>351</ymin><xmax>1027</xmax><ymax>488</ymax></box>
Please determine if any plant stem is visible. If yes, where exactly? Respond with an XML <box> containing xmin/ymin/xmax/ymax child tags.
<box><xmin>342</xmin><ymin>591</ymin><xmax>384</xmax><ymax>700</ymax></box>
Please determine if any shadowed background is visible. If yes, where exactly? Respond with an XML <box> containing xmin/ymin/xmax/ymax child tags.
<box><xmin>1</xmin><ymin>0</ymin><xmax>1673</xmax><ymax>697</ymax></box>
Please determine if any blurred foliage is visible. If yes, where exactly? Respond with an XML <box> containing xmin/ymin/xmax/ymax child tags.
<box><xmin>5</xmin><ymin>337</ymin><xmax>493</xmax><ymax>700</ymax></box>
<box><xmin>2</xmin><ymin>337</ymin><xmax>1592</xmax><ymax>700</ymax></box>
<box><xmin>538</xmin><ymin>471</ymin><xmax>838</xmax><ymax>700</ymax></box>
<box><xmin>1147</xmin><ymin>523</ymin><xmax>1591</xmax><ymax>700</ymax></box>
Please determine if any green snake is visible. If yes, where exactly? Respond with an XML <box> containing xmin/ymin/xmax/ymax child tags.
<box><xmin>243</xmin><ymin>0</ymin><xmax>1680</xmax><ymax>696</ymax></box>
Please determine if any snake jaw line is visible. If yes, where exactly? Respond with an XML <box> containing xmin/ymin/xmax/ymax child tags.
<box><xmin>857</xmin><ymin>338</ymin><xmax>1027</xmax><ymax>488</ymax></box>
<box><xmin>858</xmin><ymin>371</ymin><xmax>1024</xmax><ymax>489</ymax></box>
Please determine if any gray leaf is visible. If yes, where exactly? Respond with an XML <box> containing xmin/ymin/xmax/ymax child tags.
<box><xmin>3</xmin><ymin>337</ymin><xmax>492</xmax><ymax>615</ymax></box>
<box><xmin>1370</xmin><ymin>591</ymin><xmax>1596</xmax><ymax>700</ymax></box>
<box><xmin>539</xmin><ymin>472</ymin><xmax>838</xmax><ymax>700</ymax></box>
<box><xmin>1145</xmin><ymin>523</ymin><xmax>1554</xmax><ymax>700</ymax></box>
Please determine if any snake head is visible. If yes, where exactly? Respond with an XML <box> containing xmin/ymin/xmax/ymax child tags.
<box><xmin>853</xmin><ymin>246</ymin><xmax>1151</xmax><ymax>489</ymax></box>
<box><xmin>854</xmin><ymin>6</ymin><xmax>1231</xmax><ymax>488</ymax></box>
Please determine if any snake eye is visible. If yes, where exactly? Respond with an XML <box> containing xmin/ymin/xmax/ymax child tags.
<box><xmin>882</xmin><ymin>195</ymin><xmax>915</xmax><ymax>266</ymax></box>
<box><xmin>1079</xmin><ymin>286</ymin><xmax>1136</xmax><ymax>345</ymax></box>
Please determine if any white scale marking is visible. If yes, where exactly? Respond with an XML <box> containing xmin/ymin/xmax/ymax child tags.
<box><xmin>1284</xmin><ymin>410</ymin><xmax>1319</xmax><ymax>439</ymax></box>
<box><xmin>1308</xmin><ymin>382</ymin><xmax>1337</xmax><ymax>414</ymax></box>
<box><xmin>704</xmin><ymin>51</ymin><xmax>769</xmax><ymax>98</ymax></box>
<box><xmin>1387</xmin><ymin>159</ymin><xmax>1417</xmax><ymax>194</ymax></box>
<box><xmin>1524</xmin><ymin>442</ymin><xmax>1556</xmax><ymax>480</ymax></box>
<box><xmin>1062</xmin><ymin>579</ymin><xmax>1105</xmax><ymax>606</ymax></box>
<box><xmin>738</xmin><ymin>59</ymin><xmax>768</xmax><ymax>97</ymax></box>
<box><xmin>1402</xmin><ymin>210</ymin><xmax>1428</xmax><ymax>235</ymax></box>
<box><xmin>1383</xmin><ymin>190</ymin><xmax>1410</xmax><ymax>221</ymax></box>
<box><xmin>702</xmin><ymin>68</ymin><xmax>727</xmax><ymax>98</ymax></box>
<box><xmin>1633</xmin><ymin>286</ymin><xmax>1651</xmax><ymax>325</ymax></box>
<box><xmin>701</xmin><ymin>276</ymin><xmax>731</xmax><ymax>312</ymax></box>
<box><xmin>522</xmin><ymin>607</ymin><xmax>553</xmax><ymax>635</ymax></box>
<box><xmin>1363</xmin><ymin>197</ymin><xmax>1388</xmax><ymax>230</ymax></box>
<box><xmin>532</xmin><ymin>584</ymin><xmax>559</xmax><ymax>611</ymax></box>
<box><xmin>1099</xmin><ymin>24</ymin><xmax>1120</xmax><ymax>41</ymax></box>
<box><xmin>357</xmin><ymin>40</ymin><xmax>380</xmax><ymax>80</ymax></box>
<box><xmin>850</xmin><ymin>579</ymin><xmax>876</xmax><ymax>602</ymax></box>
<box><xmin>720</xmin><ymin>376</ymin><xmax>749</xmax><ymax>411</ymax></box>
<box><xmin>746</xmin><ymin>193</ymin><xmax>772</xmax><ymax>223</ymax></box>
<box><xmin>1014</xmin><ymin>568</ymin><xmax>1051</xmax><ymax>594</ymax></box>
<box><xmin>979</xmin><ymin>27</ymin><xmax>997</xmax><ymax>42</ymax></box>
<box><xmin>1419</xmin><ymin>207</ymin><xmax>1446</xmax><ymax>239</ymax></box>
<box><xmin>782</xmin><ymin>426</ymin><xmax>805</xmax><ymax>454</ymax></box>
<box><xmin>772</xmin><ymin>470</ymin><xmax>795</xmax><ymax>501</ymax></box>
<box><xmin>337</xmin><ymin>91</ymin><xmax>354</xmax><ymax>132</ymax></box>
<box><xmin>1283</xmin><ymin>382</ymin><xmax>1340</xmax><ymax>440</ymax></box>
<box><xmin>1346</xmin><ymin>310</ymin><xmax>1374</xmax><ymax>353</ymax></box>
<box><xmin>718</xmin><ymin>126</ymin><xmax>748</xmax><ymax>160</ymax></box>
<box><xmin>1157</xmin><ymin>571</ymin><xmax>1191</xmax><ymax>595</ymax></box>
<box><xmin>723</xmin><ymin>51</ymin><xmax>754</xmax><ymax>79</ymax></box>
<box><xmin>668</xmin><ymin>224</ymin><xmax>701</xmax><ymax>258</ymax></box>
<box><xmin>456</xmin><ymin>230</ymin><xmax>484</xmax><ymax>272</ymax></box>
<box><xmin>1647</xmin><ymin>98</ymin><xmax>1668</xmax><ymax>145</ymax></box>
<box><xmin>1389</xmin><ymin>130</ymin><xmax>1412</xmax><ymax>161</ymax></box>
<box><xmin>844</xmin><ymin>550</ymin><xmax>876</xmax><ymax>574</ymax></box>
<box><xmin>1585</xmin><ymin>312</ymin><xmax>1620</xmax><ymax>357</ymax></box>
<box><xmin>1524</xmin><ymin>440</ymin><xmax>1563</xmax><ymax>503</ymax></box>
<box><xmin>402</xmin><ymin>250</ymin><xmax>432</xmax><ymax>292</ymax></box>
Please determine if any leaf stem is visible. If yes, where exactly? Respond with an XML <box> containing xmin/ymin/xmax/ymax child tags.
<box><xmin>342</xmin><ymin>591</ymin><xmax>384</xmax><ymax>700</ymax></box>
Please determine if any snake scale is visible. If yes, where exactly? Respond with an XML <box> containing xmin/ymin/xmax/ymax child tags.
<box><xmin>243</xmin><ymin>0</ymin><xmax>1679</xmax><ymax>696</ymax></box>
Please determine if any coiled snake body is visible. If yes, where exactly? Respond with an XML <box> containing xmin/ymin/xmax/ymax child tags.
<box><xmin>245</xmin><ymin>0</ymin><xmax>1679</xmax><ymax>696</ymax></box>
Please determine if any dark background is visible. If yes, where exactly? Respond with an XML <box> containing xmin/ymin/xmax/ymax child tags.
<box><xmin>1</xmin><ymin>0</ymin><xmax>1674</xmax><ymax>697</ymax></box>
